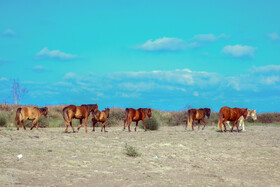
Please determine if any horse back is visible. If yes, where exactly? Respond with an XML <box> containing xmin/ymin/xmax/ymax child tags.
<box><xmin>220</xmin><ymin>106</ymin><xmax>241</xmax><ymax>121</ymax></box>
<box><xmin>197</xmin><ymin>109</ymin><xmax>206</xmax><ymax>119</ymax></box>
<box><xmin>125</xmin><ymin>108</ymin><xmax>142</xmax><ymax>121</ymax></box>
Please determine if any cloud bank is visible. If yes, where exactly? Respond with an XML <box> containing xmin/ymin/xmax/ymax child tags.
<box><xmin>137</xmin><ymin>37</ymin><xmax>186</xmax><ymax>52</ymax></box>
<box><xmin>36</xmin><ymin>48</ymin><xmax>80</xmax><ymax>60</ymax></box>
<box><xmin>222</xmin><ymin>45</ymin><xmax>256</xmax><ymax>58</ymax></box>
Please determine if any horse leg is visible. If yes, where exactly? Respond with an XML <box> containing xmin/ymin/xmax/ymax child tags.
<box><xmin>242</xmin><ymin>121</ymin><xmax>245</xmax><ymax>131</ymax></box>
<box><xmin>69</xmin><ymin>121</ymin><xmax>75</xmax><ymax>133</ymax></box>
<box><xmin>103</xmin><ymin>122</ymin><xmax>108</xmax><ymax>132</ymax></box>
<box><xmin>65</xmin><ymin>123</ymin><xmax>69</xmax><ymax>133</ymax></box>
<box><xmin>85</xmin><ymin>117</ymin><xmax>88</xmax><ymax>133</ymax></box>
<box><xmin>202</xmin><ymin>118</ymin><xmax>206</xmax><ymax>130</ymax></box>
<box><xmin>92</xmin><ymin>121</ymin><xmax>96</xmax><ymax>132</ymax></box>
<box><xmin>235</xmin><ymin>121</ymin><xmax>240</xmax><ymax>133</ymax></box>
<box><xmin>123</xmin><ymin>119</ymin><xmax>126</xmax><ymax>131</ymax></box>
<box><xmin>101</xmin><ymin>122</ymin><xmax>107</xmax><ymax>132</ymax></box>
<box><xmin>30</xmin><ymin>120</ymin><xmax>38</xmax><ymax>130</ymax></box>
<box><xmin>135</xmin><ymin>121</ymin><xmax>138</xmax><ymax>131</ymax></box>
<box><xmin>241</xmin><ymin>119</ymin><xmax>246</xmax><ymax>131</ymax></box>
<box><xmin>231</xmin><ymin>121</ymin><xmax>237</xmax><ymax>132</ymax></box>
<box><xmin>127</xmin><ymin>120</ymin><xmax>131</xmax><ymax>132</ymax></box>
<box><xmin>192</xmin><ymin>120</ymin><xmax>194</xmax><ymax>131</ymax></box>
<box><xmin>17</xmin><ymin>120</ymin><xmax>20</xmax><ymax>130</ymax></box>
<box><xmin>222</xmin><ymin>119</ymin><xmax>227</xmax><ymax>132</ymax></box>
<box><xmin>22</xmin><ymin>121</ymin><xmax>26</xmax><ymax>130</ymax></box>
<box><xmin>198</xmin><ymin>120</ymin><xmax>201</xmax><ymax>130</ymax></box>
<box><xmin>77</xmin><ymin>119</ymin><xmax>83</xmax><ymax>131</ymax></box>
<box><xmin>142</xmin><ymin>120</ymin><xmax>147</xmax><ymax>131</ymax></box>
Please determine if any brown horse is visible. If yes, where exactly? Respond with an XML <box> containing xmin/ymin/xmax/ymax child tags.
<box><xmin>15</xmin><ymin>106</ymin><xmax>48</xmax><ymax>130</ymax></box>
<box><xmin>123</xmin><ymin>108</ymin><xmax>152</xmax><ymax>132</ymax></box>
<box><xmin>218</xmin><ymin>106</ymin><xmax>248</xmax><ymax>132</ymax></box>
<box><xmin>62</xmin><ymin>104</ymin><xmax>98</xmax><ymax>133</ymax></box>
<box><xmin>186</xmin><ymin>108</ymin><xmax>211</xmax><ymax>130</ymax></box>
<box><xmin>92</xmin><ymin>108</ymin><xmax>110</xmax><ymax>132</ymax></box>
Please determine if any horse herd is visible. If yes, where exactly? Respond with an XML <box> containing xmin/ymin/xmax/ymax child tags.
<box><xmin>14</xmin><ymin>104</ymin><xmax>257</xmax><ymax>133</ymax></box>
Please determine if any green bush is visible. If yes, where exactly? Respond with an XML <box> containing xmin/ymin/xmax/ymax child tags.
<box><xmin>106</xmin><ymin>107</ymin><xmax>125</xmax><ymax>126</ymax></box>
<box><xmin>256</xmin><ymin>113</ymin><xmax>275</xmax><ymax>123</ymax></box>
<box><xmin>124</xmin><ymin>144</ymin><xmax>141</xmax><ymax>157</ymax></box>
<box><xmin>140</xmin><ymin>111</ymin><xmax>160</xmax><ymax>130</ymax></box>
<box><xmin>209</xmin><ymin>112</ymin><xmax>219</xmax><ymax>125</ymax></box>
<box><xmin>0</xmin><ymin>113</ymin><xmax>7</xmax><ymax>127</ymax></box>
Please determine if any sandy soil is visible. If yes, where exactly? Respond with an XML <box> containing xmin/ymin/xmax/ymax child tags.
<box><xmin>0</xmin><ymin>125</ymin><xmax>280</xmax><ymax>187</ymax></box>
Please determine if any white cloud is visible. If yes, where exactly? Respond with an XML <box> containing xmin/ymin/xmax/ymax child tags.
<box><xmin>32</xmin><ymin>65</ymin><xmax>49</xmax><ymax>72</ymax></box>
<box><xmin>222</xmin><ymin>45</ymin><xmax>256</xmax><ymax>58</ymax></box>
<box><xmin>193</xmin><ymin>91</ymin><xmax>199</xmax><ymax>97</ymax></box>
<box><xmin>267</xmin><ymin>32</ymin><xmax>279</xmax><ymax>40</ymax></box>
<box><xmin>0</xmin><ymin>77</ymin><xmax>8</xmax><ymax>82</ymax></box>
<box><xmin>260</xmin><ymin>76</ymin><xmax>279</xmax><ymax>85</ymax></box>
<box><xmin>137</xmin><ymin>37</ymin><xmax>186</xmax><ymax>51</ymax></box>
<box><xmin>111</xmin><ymin>68</ymin><xmax>219</xmax><ymax>88</ymax></box>
<box><xmin>252</xmin><ymin>65</ymin><xmax>280</xmax><ymax>73</ymax></box>
<box><xmin>2</xmin><ymin>29</ymin><xmax>16</xmax><ymax>37</ymax></box>
<box><xmin>64</xmin><ymin>72</ymin><xmax>77</xmax><ymax>79</ymax></box>
<box><xmin>251</xmin><ymin>65</ymin><xmax>280</xmax><ymax>86</ymax></box>
<box><xmin>36</xmin><ymin>48</ymin><xmax>80</xmax><ymax>60</ymax></box>
<box><xmin>136</xmin><ymin>34</ymin><xmax>228</xmax><ymax>51</ymax></box>
<box><xmin>192</xmin><ymin>33</ymin><xmax>228</xmax><ymax>43</ymax></box>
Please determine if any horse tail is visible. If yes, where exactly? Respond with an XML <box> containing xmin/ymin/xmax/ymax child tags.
<box><xmin>187</xmin><ymin>110</ymin><xmax>192</xmax><ymax>126</ymax></box>
<box><xmin>62</xmin><ymin>107</ymin><xmax>69</xmax><ymax>123</ymax></box>
<box><xmin>218</xmin><ymin>110</ymin><xmax>223</xmax><ymax>131</ymax></box>
<box><xmin>124</xmin><ymin>108</ymin><xmax>129</xmax><ymax>121</ymax></box>
<box><xmin>15</xmin><ymin>108</ymin><xmax>22</xmax><ymax>122</ymax></box>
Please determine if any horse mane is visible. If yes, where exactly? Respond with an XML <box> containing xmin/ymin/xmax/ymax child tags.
<box><xmin>81</xmin><ymin>104</ymin><xmax>98</xmax><ymax>111</ymax></box>
<box><xmin>34</xmin><ymin>107</ymin><xmax>48</xmax><ymax>113</ymax></box>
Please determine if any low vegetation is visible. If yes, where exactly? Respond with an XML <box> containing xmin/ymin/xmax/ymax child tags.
<box><xmin>124</xmin><ymin>144</ymin><xmax>141</xmax><ymax>157</ymax></box>
<box><xmin>0</xmin><ymin>104</ymin><xmax>279</xmax><ymax>128</ymax></box>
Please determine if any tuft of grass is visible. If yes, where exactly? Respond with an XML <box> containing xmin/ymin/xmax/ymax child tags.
<box><xmin>124</xmin><ymin>144</ymin><xmax>141</xmax><ymax>157</ymax></box>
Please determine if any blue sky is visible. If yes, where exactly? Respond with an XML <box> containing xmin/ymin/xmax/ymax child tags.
<box><xmin>0</xmin><ymin>0</ymin><xmax>280</xmax><ymax>112</ymax></box>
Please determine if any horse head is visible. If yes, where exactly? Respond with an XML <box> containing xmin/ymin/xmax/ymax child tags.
<box><xmin>40</xmin><ymin>107</ymin><xmax>48</xmax><ymax>117</ymax></box>
<box><xmin>105</xmin><ymin>108</ymin><xmax>110</xmax><ymax>118</ymax></box>
<box><xmin>204</xmin><ymin>108</ymin><xmax>211</xmax><ymax>119</ymax></box>
<box><xmin>249</xmin><ymin>109</ymin><xmax>257</xmax><ymax>120</ymax></box>
<box><xmin>146</xmin><ymin>108</ymin><xmax>152</xmax><ymax>119</ymax></box>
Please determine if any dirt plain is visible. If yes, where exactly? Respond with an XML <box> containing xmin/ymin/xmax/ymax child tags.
<box><xmin>0</xmin><ymin>125</ymin><xmax>279</xmax><ymax>187</ymax></box>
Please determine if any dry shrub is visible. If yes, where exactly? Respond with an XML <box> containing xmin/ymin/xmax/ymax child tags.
<box><xmin>0</xmin><ymin>113</ymin><xmax>7</xmax><ymax>127</ymax></box>
<box><xmin>124</xmin><ymin>144</ymin><xmax>141</xmax><ymax>157</ymax></box>
<box><xmin>106</xmin><ymin>107</ymin><xmax>125</xmax><ymax>126</ymax></box>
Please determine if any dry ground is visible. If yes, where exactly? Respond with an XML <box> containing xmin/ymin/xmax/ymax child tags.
<box><xmin>0</xmin><ymin>125</ymin><xmax>280</xmax><ymax>186</ymax></box>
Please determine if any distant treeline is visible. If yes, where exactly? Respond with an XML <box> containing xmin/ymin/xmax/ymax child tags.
<box><xmin>0</xmin><ymin>104</ymin><xmax>279</xmax><ymax>128</ymax></box>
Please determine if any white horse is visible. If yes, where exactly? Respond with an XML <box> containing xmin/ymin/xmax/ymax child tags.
<box><xmin>226</xmin><ymin>109</ymin><xmax>257</xmax><ymax>131</ymax></box>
